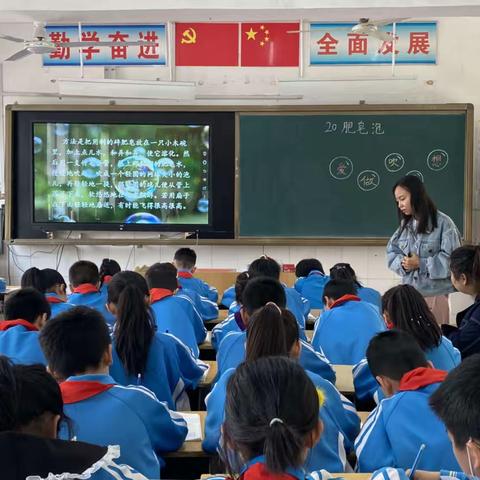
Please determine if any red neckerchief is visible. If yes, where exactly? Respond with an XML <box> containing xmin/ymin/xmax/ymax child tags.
<box><xmin>398</xmin><ymin>367</ymin><xmax>448</xmax><ymax>392</ymax></box>
<box><xmin>45</xmin><ymin>295</ymin><xmax>65</xmax><ymax>304</ymax></box>
<box><xmin>61</xmin><ymin>381</ymin><xmax>115</xmax><ymax>404</ymax></box>
<box><xmin>178</xmin><ymin>271</ymin><xmax>193</xmax><ymax>279</ymax></box>
<box><xmin>0</xmin><ymin>319</ymin><xmax>38</xmax><ymax>332</ymax></box>
<box><xmin>72</xmin><ymin>284</ymin><xmax>99</xmax><ymax>294</ymax></box>
<box><xmin>102</xmin><ymin>275</ymin><xmax>113</xmax><ymax>284</ymax></box>
<box><xmin>150</xmin><ymin>288</ymin><xmax>174</xmax><ymax>304</ymax></box>
<box><xmin>330</xmin><ymin>294</ymin><xmax>361</xmax><ymax>309</ymax></box>
<box><xmin>241</xmin><ymin>462</ymin><xmax>298</xmax><ymax>480</ymax></box>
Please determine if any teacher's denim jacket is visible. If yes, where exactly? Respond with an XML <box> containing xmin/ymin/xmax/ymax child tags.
<box><xmin>387</xmin><ymin>211</ymin><xmax>461</xmax><ymax>296</ymax></box>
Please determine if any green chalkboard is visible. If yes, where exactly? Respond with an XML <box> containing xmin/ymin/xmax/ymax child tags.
<box><xmin>238</xmin><ymin>107</ymin><xmax>472</xmax><ymax>239</ymax></box>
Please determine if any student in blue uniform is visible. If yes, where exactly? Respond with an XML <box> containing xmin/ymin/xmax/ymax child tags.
<box><xmin>212</xmin><ymin>272</ymin><xmax>250</xmax><ymax>350</ymax></box>
<box><xmin>354</xmin><ymin>330</ymin><xmax>459</xmax><ymax>472</ymax></box>
<box><xmin>107</xmin><ymin>270</ymin><xmax>207</xmax><ymax>410</ymax></box>
<box><xmin>0</xmin><ymin>288</ymin><xmax>49</xmax><ymax>365</ymax></box>
<box><xmin>442</xmin><ymin>245</ymin><xmax>480</xmax><ymax>358</ymax></box>
<box><xmin>217</xmin><ymin>276</ymin><xmax>335</xmax><ymax>383</ymax></box>
<box><xmin>205</xmin><ymin>303</ymin><xmax>359</xmax><ymax>472</ymax></box>
<box><xmin>39</xmin><ymin>306</ymin><xmax>187</xmax><ymax>479</ymax></box>
<box><xmin>174</xmin><ymin>247</ymin><xmax>218</xmax><ymax>302</ymax></box>
<box><xmin>219</xmin><ymin>357</ymin><xmax>325</xmax><ymax>480</ymax></box>
<box><xmin>294</xmin><ymin>258</ymin><xmax>329</xmax><ymax>309</ymax></box>
<box><xmin>0</xmin><ymin>356</ymin><xmax>146</xmax><ymax>480</ymax></box>
<box><xmin>354</xmin><ymin>284</ymin><xmax>460</xmax><ymax>404</ymax></box>
<box><xmin>21</xmin><ymin>267</ymin><xmax>75</xmax><ymax>317</ymax></box>
<box><xmin>330</xmin><ymin>263</ymin><xmax>381</xmax><ymax>310</ymax></box>
<box><xmin>145</xmin><ymin>262</ymin><xmax>207</xmax><ymax>357</ymax></box>
<box><xmin>99</xmin><ymin>258</ymin><xmax>121</xmax><ymax>295</ymax></box>
<box><xmin>311</xmin><ymin>279</ymin><xmax>384</xmax><ymax>365</ymax></box>
<box><xmin>67</xmin><ymin>260</ymin><xmax>115</xmax><ymax>326</ymax></box>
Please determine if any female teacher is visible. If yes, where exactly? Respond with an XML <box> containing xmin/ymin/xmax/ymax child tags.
<box><xmin>387</xmin><ymin>175</ymin><xmax>461</xmax><ymax>324</ymax></box>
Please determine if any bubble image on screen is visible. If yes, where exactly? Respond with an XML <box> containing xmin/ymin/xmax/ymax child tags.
<box><xmin>33</xmin><ymin>123</ymin><xmax>210</xmax><ymax>225</ymax></box>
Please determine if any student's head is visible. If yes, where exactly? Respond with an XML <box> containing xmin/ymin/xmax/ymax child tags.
<box><xmin>21</xmin><ymin>268</ymin><xmax>67</xmax><ymax>297</ymax></box>
<box><xmin>381</xmin><ymin>284</ymin><xmax>441</xmax><ymax>350</ymax></box>
<box><xmin>246</xmin><ymin>303</ymin><xmax>300</xmax><ymax>363</ymax></box>
<box><xmin>329</xmin><ymin>263</ymin><xmax>361</xmax><ymax>287</ymax></box>
<box><xmin>39</xmin><ymin>306</ymin><xmax>111</xmax><ymax>380</ymax></box>
<box><xmin>145</xmin><ymin>262</ymin><xmax>178</xmax><ymax>292</ymax></box>
<box><xmin>248</xmin><ymin>256</ymin><xmax>281</xmax><ymax>280</ymax></box>
<box><xmin>99</xmin><ymin>258</ymin><xmax>121</xmax><ymax>284</ymax></box>
<box><xmin>21</xmin><ymin>267</ymin><xmax>46</xmax><ymax>293</ymax></box>
<box><xmin>223</xmin><ymin>356</ymin><xmax>322</xmax><ymax>475</ymax></box>
<box><xmin>173</xmin><ymin>248</ymin><xmax>197</xmax><ymax>271</ymax></box>
<box><xmin>68</xmin><ymin>260</ymin><xmax>99</xmax><ymax>289</ymax></box>
<box><xmin>393</xmin><ymin>175</ymin><xmax>438</xmax><ymax>234</ymax></box>
<box><xmin>450</xmin><ymin>245</ymin><xmax>480</xmax><ymax>296</ymax></box>
<box><xmin>430</xmin><ymin>355</ymin><xmax>480</xmax><ymax>477</ymax></box>
<box><xmin>107</xmin><ymin>271</ymin><xmax>155</xmax><ymax>377</ymax></box>
<box><xmin>367</xmin><ymin>330</ymin><xmax>429</xmax><ymax>398</ymax></box>
<box><xmin>5</xmin><ymin>288</ymin><xmax>50</xmax><ymax>328</ymax></box>
<box><xmin>241</xmin><ymin>277</ymin><xmax>286</xmax><ymax>326</ymax></box>
<box><xmin>234</xmin><ymin>272</ymin><xmax>250</xmax><ymax>305</ymax></box>
<box><xmin>0</xmin><ymin>356</ymin><xmax>65</xmax><ymax>439</ymax></box>
<box><xmin>322</xmin><ymin>279</ymin><xmax>357</xmax><ymax>309</ymax></box>
<box><xmin>295</xmin><ymin>259</ymin><xmax>325</xmax><ymax>278</ymax></box>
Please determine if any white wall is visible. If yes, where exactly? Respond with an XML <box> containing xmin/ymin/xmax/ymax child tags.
<box><xmin>1</xmin><ymin>17</ymin><xmax>477</xmax><ymax>317</ymax></box>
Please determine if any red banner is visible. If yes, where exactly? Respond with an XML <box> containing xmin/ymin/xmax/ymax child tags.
<box><xmin>240</xmin><ymin>22</ymin><xmax>299</xmax><ymax>66</ymax></box>
<box><xmin>175</xmin><ymin>23</ymin><xmax>239</xmax><ymax>66</ymax></box>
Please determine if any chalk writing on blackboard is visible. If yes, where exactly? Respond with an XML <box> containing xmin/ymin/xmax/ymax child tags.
<box><xmin>427</xmin><ymin>149</ymin><xmax>449</xmax><ymax>171</ymax></box>
<box><xmin>329</xmin><ymin>156</ymin><xmax>354</xmax><ymax>180</ymax></box>
<box><xmin>324</xmin><ymin>120</ymin><xmax>385</xmax><ymax>135</ymax></box>
<box><xmin>357</xmin><ymin>170</ymin><xmax>380</xmax><ymax>192</ymax></box>
<box><xmin>385</xmin><ymin>153</ymin><xmax>405</xmax><ymax>172</ymax></box>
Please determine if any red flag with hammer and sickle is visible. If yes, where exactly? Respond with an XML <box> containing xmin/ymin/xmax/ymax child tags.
<box><xmin>175</xmin><ymin>23</ymin><xmax>239</xmax><ymax>66</ymax></box>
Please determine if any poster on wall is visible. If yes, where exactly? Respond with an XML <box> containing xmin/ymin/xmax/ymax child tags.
<box><xmin>309</xmin><ymin>22</ymin><xmax>437</xmax><ymax>65</ymax></box>
<box><xmin>43</xmin><ymin>24</ymin><xmax>166</xmax><ymax>66</ymax></box>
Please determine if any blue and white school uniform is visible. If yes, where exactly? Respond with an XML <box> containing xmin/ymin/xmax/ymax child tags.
<box><xmin>110</xmin><ymin>330</ymin><xmax>208</xmax><ymax>410</ymax></box>
<box><xmin>180</xmin><ymin>287</ymin><xmax>219</xmax><ymax>321</ymax></box>
<box><xmin>311</xmin><ymin>295</ymin><xmax>385</xmax><ymax>365</ymax></box>
<box><xmin>149</xmin><ymin>289</ymin><xmax>207</xmax><ymax>357</ymax></box>
<box><xmin>353</xmin><ymin>336</ymin><xmax>461</xmax><ymax>404</ymax></box>
<box><xmin>68</xmin><ymin>284</ymin><xmax>116</xmax><ymax>326</ymax></box>
<box><xmin>294</xmin><ymin>271</ymin><xmax>330</xmax><ymax>309</ymax></box>
<box><xmin>211</xmin><ymin>311</ymin><xmax>244</xmax><ymax>350</ymax></box>
<box><xmin>372</xmin><ymin>468</ymin><xmax>473</xmax><ymax>480</ymax></box>
<box><xmin>220</xmin><ymin>285</ymin><xmax>235</xmax><ymax>308</ymax></box>
<box><xmin>216</xmin><ymin>331</ymin><xmax>336</xmax><ymax>384</ymax></box>
<box><xmin>177</xmin><ymin>271</ymin><xmax>218</xmax><ymax>302</ymax></box>
<box><xmin>45</xmin><ymin>293</ymin><xmax>75</xmax><ymax>318</ymax></box>
<box><xmin>204</xmin><ymin>368</ymin><xmax>359</xmax><ymax>472</ymax></box>
<box><xmin>355</xmin><ymin>367</ymin><xmax>459</xmax><ymax>472</ymax></box>
<box><xmin>60</xmin><ymin>373</ymin><xmax>187</xmax><ymax>479</ymax></box>
<box><xmin>0</xmin><ymin>319</ymin><xmax>46</xmax><ymax>365</ymax></box>
<box><xmin>357</xmin><ymin>286</ymin><xmax>382</xmax><ymax>311</ymax></box>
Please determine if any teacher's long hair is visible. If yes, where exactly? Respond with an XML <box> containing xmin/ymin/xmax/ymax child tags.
<box><xmin>393</xmin><ymin>175</ymin><xmax>438</xmax><ymax>234</ymax></box>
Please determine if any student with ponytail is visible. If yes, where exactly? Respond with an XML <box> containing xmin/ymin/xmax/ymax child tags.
<box><xmin>442</xmin><ymin>245</ymin><xmax>480</xmax><ymax>358</ymax></box>
<box><xmin>0</xmin><ymin>355</ymin><xmax>147</xmax><ymax>479</ymax></box>
<box><xmin>22</xmin><ymin>267</ymin><xmax>75</xmax><ymax>317</ymax></box>
<box><xmin>108</xmin><ymin>271</ymin><xmax>207</xmax><ymax>410</ymax></box>
<box><xmin>98</xmin><ymin>258</ymin><xmax>121</xmax><ymax>295</ymax></box>
<box><xmin>204</xmin><ymin>304</ymin><xmax>360</xmax><ymax>473</ymax></box>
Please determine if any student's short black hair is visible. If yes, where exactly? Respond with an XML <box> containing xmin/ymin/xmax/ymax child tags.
<box><xmin>329</xmin><ymin>263</ymin><xmax>362</xmax><ymax>288</ymax></box>
<box><xmin>5</xmin><ymin>288</ymin><xmax>51</xmax><ymax>323</ymax></box>
<box><xmin>242</xmin><ymin>277</ymin><xmax>286</xmax><ymax>316</ymax></box>
<box><xmin>68</xmin><ymin>261</ymin><xmax>99</xmax><ymax>287</ymax></box>
<box><xmin>173</xmin><ymin>248</ymin><xmax>197</xmax><ymax>269</ymax></box>
<box><xmin>295</xmin><ymin>259</ymin><xmax>325</xmax><ymax>278</ymax></box>
<box><xmin>21</xmin><ymin>268</ymin><xmax>66</xmax><ymax>294</ymax></box>
<box><xmin>248</xmin><ymin>256</ymin><xmax>281</xmax><ymax>280</ymax></box>
<box><xmin>145</xmin><ymin>262</ymin><xmax>178</xmax><ymax>291</ymax></box>
<box><xmin>323</xmin><ymin>279</ymin><xmax>357</xmax><ymax>304</ymax></box>
<box><xmin>430</xmin><ymin>354</ymin><xmax>480</xmax><ymax>448</ymax></box>
<box><xmin>234</xmin><ymin>272</ymin><xmax>250</xmax><ymax>304</ymax></box>
<box><xmin>39</xmin><ymin>306</ymin><xmax>111</xmax><ymax>379</ymax></box>
<box><xmin>99</xmin><ymin>258</ymin><xmax>121</xmax><ymax>282</ymax></box>
<box><xmin>367</xmin><ymin>330</ymin><xmax>428</xmax><ymax>381</ymax></box>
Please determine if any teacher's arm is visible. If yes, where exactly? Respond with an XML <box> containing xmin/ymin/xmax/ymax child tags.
<box><xmin>386</xmin><ymin>229</ymin><xmax>408</xmax><ymax>277</ymax></box>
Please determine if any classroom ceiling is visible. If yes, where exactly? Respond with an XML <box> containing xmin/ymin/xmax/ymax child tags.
<box><xmin>2</xmin><ymin>0</ymin><xmax>480</xmax><ymax>22</ymax></box>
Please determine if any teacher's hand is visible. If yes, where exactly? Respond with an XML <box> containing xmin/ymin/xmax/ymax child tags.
<box><xmin>402</xmin><ymin>253</ymin><xmax>420</xmax><ymax>272</ymax></box>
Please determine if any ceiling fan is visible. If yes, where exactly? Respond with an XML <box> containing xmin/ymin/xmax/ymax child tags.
<box><xmin>0</xmin><ymin>21</ymin><xmax>156</xmax><ymax>61</ymax></box>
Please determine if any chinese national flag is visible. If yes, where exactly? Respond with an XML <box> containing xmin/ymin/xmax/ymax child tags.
<box><xmin>175</xmin><ymin>23</ymin><xmax>239</xmax><ymax>66</ymax></box>
<box><xmin>241</xmin><ymin>23</ymin><xmax>299</xmax><ymax>66</ymax></box>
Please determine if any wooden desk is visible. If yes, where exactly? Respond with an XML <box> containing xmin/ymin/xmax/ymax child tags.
<box><xmin>199</xmin><ymin>332</ymin><xmax>214</xmax><ymax>352</ymax></box>
<box><xmin>358</xmin><ymin>411</ymin><xmax>370</xmax><ymax>425</ymax></box>
<box><xmin>199</xmin><ymin>360</ymin><xmax>218</xmax><ymax>388</ymax></box>
<box><xmin>333</xmin><ymin>365</ymin><xmax>354</xmax><ymax>395</ymax></box>
<box><xmin>305</xmin><ymin>330</ymin><xmax>313</xmax><ymax>342</ymax></box>
<box><xmin>166</xmin><ymin>411</ymin><xmax>207</xmax><ymax>457</ymax></box>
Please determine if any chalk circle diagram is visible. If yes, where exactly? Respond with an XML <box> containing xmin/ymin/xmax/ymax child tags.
<box><xmin>329</xmin><ymin>156</ymin><xmax>354</xmax><ymax>180</ymax></box>
<box><xmin>407</xmin><ymin>170</ymin><xmax>424</xmax><ymax>182</ymax></box>
<box><xmin>427</xmin><ymin>149</ymin><xmax>449</xmax><ymax>171</ymax></box>
<box><xmin>357</xmin><ymin>170</ymin><xmax>380</xmax><ymax>192</ymax></box>
<box><xmin>384</xmin><ymin>153</ymin><xmax>405</xmax><ymax>172</ymax></box>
